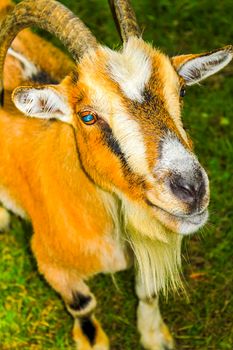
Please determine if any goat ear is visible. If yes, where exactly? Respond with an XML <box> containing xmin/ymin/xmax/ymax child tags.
<box><xmin>172</xmin><ymin>45</ymin><xmax>233</xmax><ymax>85</ymax></box>
<box><xmin>12</xmin><ymin>85</ymin><xmax>73</xmax><ymax>123</ymax></box>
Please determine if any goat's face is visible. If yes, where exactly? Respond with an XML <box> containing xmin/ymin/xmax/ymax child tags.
<box><xmin>13</xmin><ymin>38</ymin><xmax>233</xmax><ymax>235</ymax></box>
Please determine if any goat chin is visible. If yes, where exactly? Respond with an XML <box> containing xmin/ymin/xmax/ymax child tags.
<box><xmin>120</xmin><ymin>195</ymin><xmax>208</xmax><ymax>298</ymax></box>
<box><xmin>149</xmin><ymin>204</ymin><xmax>209</xmax><ymax>236</ymax></box>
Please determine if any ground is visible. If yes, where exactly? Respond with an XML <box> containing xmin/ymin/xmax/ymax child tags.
<box><xmin>0</xmin><ymin>0</ymin><xmax>232</xmax><ymax>349</ymax></box>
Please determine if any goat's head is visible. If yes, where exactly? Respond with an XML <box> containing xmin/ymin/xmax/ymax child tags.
<box><xmin>1</xmin><ymin>0</ymin><xmax>232</xmax><ymax>236</ymax></box>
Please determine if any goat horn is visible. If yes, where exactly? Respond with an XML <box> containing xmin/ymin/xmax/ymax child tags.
<box><xmin>108</xmin><ymin>0</ymin><xmax>141</xmax><ymax>42</ymax></box>
<box><xmin>0</xmin><ymin>0</ymin><xmax>98</xmax><ymax>105</ymax></box>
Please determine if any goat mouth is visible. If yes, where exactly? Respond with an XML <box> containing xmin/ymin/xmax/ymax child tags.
<box><xmin>146</xmin><ymin>199</ymin><xmax>208</xmax><ymax>234</ymax></box>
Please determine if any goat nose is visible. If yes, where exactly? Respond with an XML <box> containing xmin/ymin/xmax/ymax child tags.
<box><xmin>169</xmin><ymin>174</ymin><xmax>206</xmax><ymax>205</ymax></box>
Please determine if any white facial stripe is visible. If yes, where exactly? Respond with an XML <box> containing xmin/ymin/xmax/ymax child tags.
<box><xmin>178</xmin><ymin>50</ymin><xmax>233</xmax><ymax>85</ymax></box>
<box><xmin>8</xmin><ymin>47</ymin><xmax>38</xmax><ymax>79</ymax></box>
<box><xmin>89</xmin><ymin>85</ymin><xmax>113</xmax><ymax>115</ymax></box>
<box><xmin>105</xmin><ymin>38</ymin><xmax>152</xmax><ymax>102</ymax></box>
<box><xmin>112</xmin><ymin>113</ymin><xmax>149</xmax><ymax>176</ymax></box>
<box><xmin>155</xmin><ymin>133</ymin><xmax>198</xmax><ymax>175</ymax></box>
<box><xmin>82</xmin><ymin>58</ymin><xmax>150</xmax><ymax>177</ymax></box>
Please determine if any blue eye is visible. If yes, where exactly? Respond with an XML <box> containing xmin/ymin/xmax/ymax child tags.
<box><xmin>83</xmin><ymin>114</ymin><xmax>94</xmax><ymax>123</ymax></box>
<box><xmin>79</xmin><ymin>111</ymin><xmax>98</xmax><ymax>125</ymax></box>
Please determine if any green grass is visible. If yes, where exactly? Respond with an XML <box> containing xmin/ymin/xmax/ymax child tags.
<box><xmin>1</xmin><ymin>0</ymin><xmax>233</xmax><ymax>349</ymax></box>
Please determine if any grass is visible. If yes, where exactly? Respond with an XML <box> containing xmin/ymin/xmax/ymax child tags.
<box><xmin>1</xmin><ymin>0</ymin><xmax>233</xmax><ymax>349</ymax></box>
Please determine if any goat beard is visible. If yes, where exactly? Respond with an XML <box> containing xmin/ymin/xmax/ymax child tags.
<box><xmin>122</xmin><ymin>200</ymin><xmax>184</xmax><ymax>298</ymax></box>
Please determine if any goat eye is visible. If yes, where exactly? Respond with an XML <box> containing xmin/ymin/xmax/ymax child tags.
<box><xmin>180</xmin><ymin>87</ymin><xmax>186</xmax><ymax>98</ymax></box>
<box><xmin>79</xmin><ymin>111</ymin><xmax>98</xmax><ymax>125</ymax></box>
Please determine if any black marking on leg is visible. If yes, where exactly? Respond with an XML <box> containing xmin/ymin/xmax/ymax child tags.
<box><xmin>80</xmin><ymin>316</ymin><xmax>96</xmax><ymax>346</ymax></box>
<box><xmin>69</xmin><ymin>292</ymin><xmax>92</xmax><ymax>312</ymax></box>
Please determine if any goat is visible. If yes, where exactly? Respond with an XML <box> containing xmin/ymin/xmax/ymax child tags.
<box><xmin>0</xmin><ymin>0</ymin><xmax>232</xmax><ymax>349</ymax></box>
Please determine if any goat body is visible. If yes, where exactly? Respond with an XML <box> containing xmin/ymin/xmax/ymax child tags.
<box><xmin>0</xmin><ymin>1</ymin><xmax>232</xmax><ymax>349</ymax></box>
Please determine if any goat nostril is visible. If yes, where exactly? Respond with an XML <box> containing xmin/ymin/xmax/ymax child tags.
<box><xmin>170</xmin><ymin>180</ymin><xmax>195</xmax><ymax>203</ymax></box>
<box><xmin>180</xmin><ymin>184</ymin><xmax>195</xmax><ymax>198</ymax></box>
<box><xmin>169</xmin><ymin>174</ymin><xmax>206</xmax><ymax>205</ymax></box>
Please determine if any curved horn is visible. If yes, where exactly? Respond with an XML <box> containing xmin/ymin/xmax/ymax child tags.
<box><xmin>108</xmin><ymin>0</ymin><xmax>141</xmax><ymax>42</ymax></box>
<box><xmin>0</xmin><ymin>0</ymin><xmax>99</xmax><ymax>105</ymax></box>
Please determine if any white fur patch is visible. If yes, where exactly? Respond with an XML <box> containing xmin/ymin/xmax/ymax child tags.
<box><xmin>0</xmin><ymin>187</ymin><xmax>26</xmax><ymax>218</ymax></box>
<box><xmin>155</xmin><ymin>133</ymin><xmax>198</xmax><ymax>177</ymax></box>
<box><xmin>178</xmin><ymin>49</ymin><xmax>233</xmax><ymax>85</ymax></box>
<box><xmin>13</xmin><ymin>87</ymin><xmax>72</xmax><ymax>123</ymax></box>
<box><xmin>112</xmin><ymin>113</ymin><xmax>149</xmax><ymax>176</ymax></box>
<box><xmin>106</xmin><ymin>38</ymin><xmax>152</xmax><ymax>102</ymax></box>
<box><xmin>7</xmin><ymin>47</ymin><xmax>38</xmax><ymax>79</ymax></box>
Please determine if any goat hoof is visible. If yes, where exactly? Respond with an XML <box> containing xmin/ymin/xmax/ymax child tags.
<box><xmin>140</xmin><ymin>322</ymin><xmax>175</xmax><ymax>350</ymax></box>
